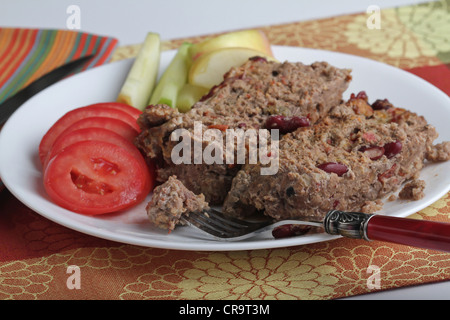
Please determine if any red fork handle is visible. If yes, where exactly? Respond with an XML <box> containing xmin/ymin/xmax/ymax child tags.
<box><xmin>323</xmin><ymin>210</ymin><xmax>450</xmax><ymax>253</ymax></box>
<box><xmin>366</xmin><ymin>215</ymin><xmax>450</xmax><ymax>253</ymax></box>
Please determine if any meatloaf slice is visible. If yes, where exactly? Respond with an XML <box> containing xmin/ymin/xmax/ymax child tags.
<box><xmin>135</xmin><ymin>58</ymin><xmax>352</xmax><ymax>204</ymax></box>
<box><xmin>146</xmin><ymin>175</ymin><xmax>209</xmax><ymax>231</ymax></box>
<box><xmin>222</xmin><ymin>94</ymin><xmax>444</xmax><ymax>221</ymax></box>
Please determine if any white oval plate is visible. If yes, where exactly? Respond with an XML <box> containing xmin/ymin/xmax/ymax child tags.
<box><xmin>0</xmin><ymin>46</ymin><xmax>449</xmax><ymax>251</ymax></box>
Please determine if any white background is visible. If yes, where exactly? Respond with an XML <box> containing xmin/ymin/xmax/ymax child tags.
<box><xmin>1</xmin><ymin>0</ymin><xmax>449</xmax><ymax>300</ymax></box>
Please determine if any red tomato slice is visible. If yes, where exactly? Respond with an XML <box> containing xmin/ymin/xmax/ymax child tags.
<box><xmin>44</xmin><ymin>140</ymin><xmax>153</xmax><ymax>215</ymax></box>
<box><xmin>40</xmin><ymin>116</ymin><xmax>138</xmax><ymax>165</ymax></box>
<box><xmin>60</xmin><ymin>117</ymin><xmax>138</xmax><ymax>141</ymax></box>
<box><xmin>88</xmin><ymin>102</ymin><xmax>142</xmax><ymax>121</ymax></box>
<box><xmin>43</xmin><ymin>127</ymin><xmax>144</xmax><ymax>170</ymax></box>
<box><xmin>39</xmin><ymin>105</ymin><xmax>140</xmax><ymax>165</ymax></box>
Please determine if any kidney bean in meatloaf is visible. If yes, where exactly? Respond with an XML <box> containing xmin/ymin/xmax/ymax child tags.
<box><xmin>222</xmin><ymin>98</ymin><xmax>443</xmax><ymax>221</ymax></box>
<box><xmin>135</xmin><ymin>58</ymin><xmax>352</xmax><ymax>204</ymax></box>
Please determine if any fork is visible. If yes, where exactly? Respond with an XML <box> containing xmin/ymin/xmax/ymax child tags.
<box><xmin>181</xmin><ymin>208</ymin><xmax>450</xmax><ymax>252</ymax></box>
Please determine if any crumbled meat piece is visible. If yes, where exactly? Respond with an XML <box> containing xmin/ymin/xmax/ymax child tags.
<box><xmin>134</xmin><ymin>104</ymin><xmax>183</xmax><ymax>161</ymax></box>
<box><xmin>371</xmin><ymin>98</ymin><xmax>393</xmax><ymax>110</ymax></box>
<box><xmin>360</xmin><ymin>200</ymin><xmax>383</xmax><ymax>213</ymax></box>
<box><xmin>347</xmin><ymin>96</ymin><xmax>374</xmax><ymax>117</ymax></box>
<box><xmin>137</xmin><ymin>104</ymin><xmax>180</xmax><ymax>129</ymax></box>
<box><xmin>388</xmin><ymin>194</ymin><xmax>397</xmax><ymax>202</ymax></box>
<box><xmin>399</xmin><ymin>180</ymin><xmax>426</xmax><ymax>200</ymax></box>
<box><xmin>426</xmin><ymin>141</ymin><xmax>450</xmax><ymax>162</ymax></box>
<box><xmin>146</xmin><ymin>176</ymin><xmax>209</xmax><ymax>231</ymax></box>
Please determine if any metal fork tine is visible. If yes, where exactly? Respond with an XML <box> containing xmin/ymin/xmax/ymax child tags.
<box><xmin>183</xmin><ymin>211</ymin><xmax>238</xmax><ymax>238</ymax></box>
<box><xmin>182</xmin><ymin>209</ymin><xmax>273</xmax><ymax>239</ymax></box>
<box><xmin>199</xmin><ymin>211</ymin><xmax>251</xmax><ymax>236</ymax></box>
<box><xmin>181</xmin><ymin>214</ymin><xmax>222</xmax><ymax>237</ymax></box>
<box><xmin>192</xmin><ymin>211</ymin><xmax>236</xmax><ymax>231</ymax></box>
<box><xmin>204</xmin><ymin>208</ymin><xmax>255</xmax><ymax>228</ymax></box>
<box><xmin>180</xmin><ymin>207</ymin><xmax>324</xmax><ymax>240</ymax></box>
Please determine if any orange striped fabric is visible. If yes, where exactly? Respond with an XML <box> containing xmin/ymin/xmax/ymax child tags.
<box><xmin>0</xmin><ymin>28</ymin><xmax>119</xmax><ymax>104</ymax></box>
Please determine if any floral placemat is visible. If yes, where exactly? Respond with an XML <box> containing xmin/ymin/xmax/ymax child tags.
<box><xmin>1</xmin><ymin>0</ymin><xmax>449</xmax><ymax>300</ymax></box>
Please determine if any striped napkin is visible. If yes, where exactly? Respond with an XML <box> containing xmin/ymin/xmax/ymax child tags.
<box><xmin>0</xmin><ymin>28</ymin><xmax>118</xmax><ymax>104</ymax></box>
<box><xmin>0</xmin><ymin>28</ymin><xmax>119</xmax><ymax>189</ymax></box>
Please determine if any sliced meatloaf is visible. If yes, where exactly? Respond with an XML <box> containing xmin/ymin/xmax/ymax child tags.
<box><xmin>222</xmin><ymin>94</ymin><xmax>444</xmax><ymax>221</ymax></box>
<box><xmin>135</xmin><ymin>58</ymin><xmax>352</xmax><ymax>204</ymax></box>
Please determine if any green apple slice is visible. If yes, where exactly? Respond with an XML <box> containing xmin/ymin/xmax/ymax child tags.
<box><xmin>189</xmin><ymin>29</ymin><xmax>273</xmax><ymax>61</ymax></box>
<box><xmin>117</xmin><ymin>32</ymin><xmax>161</xmax><ymax>111</ymax></box>
<box><xmin>177</xmin><ymin>84</ymin><xmax>208</xmax><ymax>112</ymax></box>
<box><xmin>149</xmin><ymin>42</ymin><xmax>192</xmax><ymax>108</ymax></box>
<box><xmin>188</xmin><ymin>47</ymin><xmax>275</xmax><ymax>89</ymax></box>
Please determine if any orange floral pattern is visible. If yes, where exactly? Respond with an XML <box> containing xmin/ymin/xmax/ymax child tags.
<box><xmin>0</xmin><ymin>259</ymin><xmax>52</xmax><ymax>300</ymax></box>
<box><xmin>176</xmin><ymin>250</ymin><xmax>338</xmax><ymax>300</ymax></box>
<box><xmin>344</xmin><ymin>1</ymin><xmax>450</xmax><ymax>68</ymax></box>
